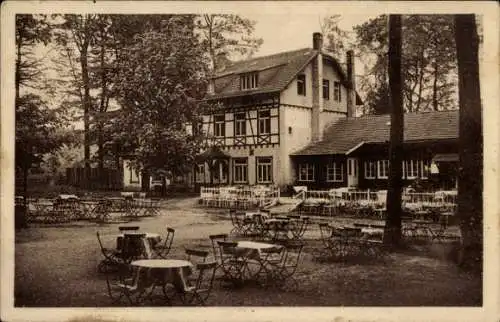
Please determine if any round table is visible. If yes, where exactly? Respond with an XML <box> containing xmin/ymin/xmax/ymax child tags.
<box><xmin>235</xmin><ymin>241</ymin><xmax>282</xmax><ymax>260</ymax></box>
<box><xmin>131</xmin><ymin>259</ymin><xmax>194</xmax><ymax>293</ymax></box>
<box><xmin>132</xmin><ymin>259</ymin><xmax>192</xmax><ymax>269</ymax></box>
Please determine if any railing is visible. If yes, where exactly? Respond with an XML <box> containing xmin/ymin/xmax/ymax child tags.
<box><xmin>200</xmin><ymin>186</ymin><xmax>280</xmax><ymax>209</ymax></box>
<box><xmin>300</xmin><ymin>188</ymin><xmax>456</xmax><ymax>208</ymax></box>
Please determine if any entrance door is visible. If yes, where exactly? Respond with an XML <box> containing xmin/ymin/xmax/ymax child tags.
<box><xmin>347</xmin><ymin>158</ymin><xmax>358</xmax><ymax>187</ymax></box>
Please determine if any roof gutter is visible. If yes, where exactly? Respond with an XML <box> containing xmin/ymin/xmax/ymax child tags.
<box><xmin>345</xmin><ymin>141</ymin><xmax>365</xmax><ymax>155</ymax></box>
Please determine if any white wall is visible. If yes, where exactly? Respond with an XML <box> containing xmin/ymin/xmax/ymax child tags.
<box><xmin>280</xmin><ymin>63</ymin><xmax>313</xmax><ymax>107</ymax></box>
<box><xmin>122</xmin><ymin>159</ymin><xmax>142</xmax><ymax>191</ymax></box>
<box><xmin>217</xmin><ymin>146</ymin><xmax>282</xmax><ymax>185</ymax></box>
<box><xmin>278</xmin><ymin>105</ymin><xmax>314</xmax><ymax>186</ymax></box>
<box><xmin>322</xmin><ymin>60</ymin><xmax>348</xmax><ymax>113</ymax></box>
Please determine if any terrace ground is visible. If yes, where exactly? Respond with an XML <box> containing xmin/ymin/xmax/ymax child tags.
<box><xmin>14</xmin><ymin>197</ymin><xmax>481</xmax><ymax>307</ymax></box>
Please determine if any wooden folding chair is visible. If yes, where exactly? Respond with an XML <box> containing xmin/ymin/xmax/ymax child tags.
<box><xmin>179</xmin><ymin>261</ymin><xmax>217</xmax><ymax>306</ymax></box>
<box><xmin>153</xmin><ymin>226</ymin><xmax>175</xmax><ymax>258</ymax></box>
<box><xmin>97</xmin><ymin>231</ymin><xmax>125</xmax><ymax>273</ymax></box>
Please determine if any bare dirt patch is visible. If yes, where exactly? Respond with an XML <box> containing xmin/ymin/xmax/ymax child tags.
<box><xmin>14</xmin><ymin>197</ymin><xmax>481</xmax><ymax>307</ymax></box>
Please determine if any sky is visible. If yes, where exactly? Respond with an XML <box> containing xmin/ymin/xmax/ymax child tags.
<box><xmin>247</xmin><ymin>14</ymin><xmax>374</xmax><ymax>57</ymax></box>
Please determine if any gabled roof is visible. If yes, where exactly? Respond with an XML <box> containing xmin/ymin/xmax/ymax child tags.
<box><xmin>292</xmin><ymin>110</ymin><xmax>459</xmax><ymax>156</ymax></box>
<box><xmin>205</xmin><ymin>48</ymin><xmax>362</xmax><ymax>104</ymax></box>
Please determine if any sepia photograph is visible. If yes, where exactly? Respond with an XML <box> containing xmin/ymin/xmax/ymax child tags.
<box><xmin>1</xmin><ymin>1</ymin><xmax>498</xmax><ymax>322</ymax></box>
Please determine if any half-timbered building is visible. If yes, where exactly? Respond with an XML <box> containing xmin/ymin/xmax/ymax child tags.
<box><xmin>195</xmin><ymin>32</ymin><xmax>363</xmax><ymax>189</ymax></box>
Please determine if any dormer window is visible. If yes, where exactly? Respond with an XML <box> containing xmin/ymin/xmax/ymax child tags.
<box><xmin>240</xmin><ymin>72</ymin><xmax>259</xmax><ymax>90</ymax></box>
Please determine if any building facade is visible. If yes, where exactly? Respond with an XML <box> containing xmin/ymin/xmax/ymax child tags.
<box><xmin>195</xmin><ymin>32</ymin><xmax>362</xmax><ymax>190</ymax></box>
<box><xmin>291</xmin><ymin>110</ymin><xmax>459</xmax><ymax>191</ymax></box>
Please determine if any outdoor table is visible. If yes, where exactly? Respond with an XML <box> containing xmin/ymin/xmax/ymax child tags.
<box><xmin>116</xmin><ymin>232</ymin><xmax>161</xmax><ymax>253</ymax></box>
<box><xmin>360</xmin><ymin>227</ymin><xmax>384</xmax><ymax>240</ymax></box>
<box><xmin>235</xmin><ymin>241</ymin><xmax>281</xmax><ymax>261</ymax></box>
<box><xmin>58</xmin><ymin>194</ymin><xmax>79</xmax><ymax>200</ymax></box>
<box><xmin>117</xmin><ymin>232</ymin><xmax>159</xmax><ymax>260</ymax></box>
<box><xmin>244</xmin><ymin>211</ymin><xmax>270</xmax><ymax>220</ymax></box>
<box><xmin>131</xmin><ymin>259</ymin><xmax>194</xmax><ymax>294</ymax></box>
<box><xmin>234</xmin><ymin>241</ymin><xmax>283</xmax><ymax>281</ymax></box>
<box><xmin>264</xmin><ymin>218</ymin><xmax>294</xmax><ymax>242</ymax></box>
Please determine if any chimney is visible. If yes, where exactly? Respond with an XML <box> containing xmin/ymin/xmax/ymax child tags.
<box><xmin>346</xmin><ymin>50</ymin><xmax>356</xmax><ymax>118</ymax></box>
<box><xmin>313</xmin><ymin>32</ymin><xmax>323</xmax><ymax>50</ymax></box>
<box><xmin>311</xmin><ymin>33</ymin><xmax>323</xmax><ymax>142</ymax></box>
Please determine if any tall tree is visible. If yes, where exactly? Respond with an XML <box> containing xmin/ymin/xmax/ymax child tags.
<box><xmin>15</xmin><ymin>15</ymin><xmax>70</xmax><ymax>199</ymax></box>
<box><xmin>112</xmin><ymin>15</ymin><xmax>208</xmax><ymax>191</ymax></box>
<box><xmin>54</xmin><ymin>14</ymin><xmax>97</xmax><ymax>188</ymax></box>
<box><xmin>319</xmin><ymin>15</ymin><xmax>351</xmax><ymax>56</ymax></box>
<box><xmin>454</xmin><ymin>14</ymin><xmax>482</xmax><ymax>271</ymax></box>
<box><xmin>354</xmin><ymin>15</ymin><xmax>457</xmax><ymax>114</ymax></box>
<box><xmin>383</xmin><ymin>15</ymin><xmax>404</xmax><ymax>247</ymax></box>
<box><xmin>196</xmin><ymin>14</ymin><xmax>263</xmax><ymax>72</ymax></box>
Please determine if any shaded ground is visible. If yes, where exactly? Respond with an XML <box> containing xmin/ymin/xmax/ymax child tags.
<box><xmin>14</xmin><ymin>197</ymin><xmax>481</xmax><ymax>307</ymax></box>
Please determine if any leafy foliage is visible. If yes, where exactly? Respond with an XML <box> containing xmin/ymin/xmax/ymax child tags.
<box><xmin>15</xmin><ymin>15</ymin><xmax>72</xmax><ymax>184</ymax></box>
<box><xmin>320</xmin><ymin>15</ymin><xmax>352</xmax><ymax>57</ymax></box>
<box><xmin>111</xmin><ymin>16</ymin><xmax>209</xmax><ymax>176</ymax></box>
<box><xmin>354</xmin><ymin>15</ymin><xmax>458</xmax><ymax>114</ymax></box>
<box><xmin>196</xmin><ymin>14</ymin><xmax>263</xmax><ymax>71</ymax></box>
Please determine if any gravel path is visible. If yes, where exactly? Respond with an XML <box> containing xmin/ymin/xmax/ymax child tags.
<box><xmin>15</xmin><ymin>197</ymin><xmax>481</xmax><ymax>307</ymax></box>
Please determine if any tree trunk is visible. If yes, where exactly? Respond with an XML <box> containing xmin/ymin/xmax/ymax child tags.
<box><xmin>432</xmin><ymin>62</ymin><xmax>439</xmax><ymax>111</ymax></box>
<box><xmin>23</xmin><ymin>163</ymin><xmax>29</xmax><ymax>205</ymax></box>
<box><xmin>383</xmin><ymin>15</ymin><xmax>404</xmax><ymax>247</ymax></box>
<box><xmin>81</xmin><ymin>39</ymin><xmax>91</xmax><ymax>188</ymax></box>
<box><xmin>415</xmin><ymin>49</ymin><xmax>425</xmax><ymax>111</ymax></box>
<box><xmin>454</xmin><ymin>14</ymin><xmax>483</xmax><ymax>272</ymax></box>
<box><xmin>98</xmin><ymin>23</ymin><xmax>107</xmax><ymax>186</ymax></box>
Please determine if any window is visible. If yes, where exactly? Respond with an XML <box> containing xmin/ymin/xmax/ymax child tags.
<box><xmin>323</xmin><ymin>79</ymin><xmax>330</xmax><ymax>100</ymax></box>
<box><xmin>234</xmin><ymin>112</ymin><xmax>246</xmax><ymax>136</ymax></box>
<box><xmin>195</xmin><ymin>121</ymin><xmax>204</xmax><ymax>135</ymax></box>
<box><xmin>404</xmin><ymin>160</ymin><xmax>419</xmax><ymax>179</ymax></box>
<box><xmin>240</xmin><ymin>72</ymin><xmax>259</xmax><ymax>90</ymax></box>
<box><xmin>256</xmin><ymin>157</ymin><xmax>273</xmax><ymax>183</ymax></box>
<box><xmin>298</xmin><ymin>163</ymin><xmax>315</xmax><ymax>182</ymax></box>
<box><xmin>129</xmin><ymin>167</ymin><xmax>140</xmax><ymax>184</ymax></box>
<box><xmin>214</xmin><ymin>114</ymin><xmax>225</xmax><ymax>137</ymax></box>
<box><xmin>333</xmin><ymin>81</ymin><xmax>342</xmax><ymax>102</ymax></box>
<box><xmin>326</xmin><ymin>162</ymin><xmax>343</xmax><ymax>182</ymax></box>
<box><xmin>297</xmin><ymin>74</ymin><xmax>306</xmax><ymax>96</ymax></box>
<box><xmin>195</xmin><ymin>164</ymin><xmax>204</xmax><ymax>183</ymax></box>
<box><xmin>258</xmin><ymin>110</ymin><xmax>271</xmax><ymax>134</ymax></box>
<box><xmin>233</xmin><ymin>158</ymin><xmax>248</xmax><ymax>183</ymax></box>
<box><xmin>364</xmin><ymin>161</ymin><xmax>376</xmax><ymax>179</ymax></box>
<box><xmin>377</xmin><ymin>160</ymin><xmax>390</xmax><ymax>179</ymax></box>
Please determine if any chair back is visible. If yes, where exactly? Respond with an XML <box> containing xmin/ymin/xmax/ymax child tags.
<box><xmin>318</xmin><ymin>223</ymin><xmax>333</xmax><ymax>242</ymax></box>
<box><xmin>282</xmin><ymin>242</ymin><xmax>304</xmax><ymax>275</ymax></box>
<box><xmin>162</xmin><ymin>226</ymin><xmax>175</xmax><ymax>250</ymax></box>
<box><xmin>96</xmin><ymin>231</ymin><xmax>107</xmax><ymax>255</ymax></box>
<box><xmin>192</xmin><ymin>261</ymin><xmax>217</xmax><ymax>301</ymax></box>
<box><xmin>185</xmin><ymin>248</ymin><xmax>209</xmax><ymax>263</ymax></box>
<box><xmin>209</xmin><ymin>234</ymin><xmax>228</xmax><ymax>261</ymax></box>
<box><xmin>229</xmin><ymin>209</ymin><xmax>238</xmax><ymax>226</ymax></box>
<box><xmin>217</xmin><ymin>241</ymin><xmax>238</xmax><ymax>258</ymax></box>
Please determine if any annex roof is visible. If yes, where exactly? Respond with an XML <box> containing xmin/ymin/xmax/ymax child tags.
<box><xmin>292</xmin><ymin>110</ymin><xmax>459</xmax><ymax>156</ymax></box>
